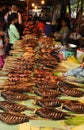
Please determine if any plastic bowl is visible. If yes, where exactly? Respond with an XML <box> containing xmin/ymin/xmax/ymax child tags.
<box><xmin>68</xmin><ymin>43</ymin><xmax>77</xmax><ymax>48</ymax></box>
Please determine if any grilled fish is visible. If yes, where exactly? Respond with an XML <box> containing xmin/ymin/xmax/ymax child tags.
<box><xmin>0</xmin><ymin>101</ymin><xmax>29</xmax><ymax>112</ymax></box>
<box><xmin>63</xmin><ymin>100</ymin><xmax>84</xmax><ymax>113</ymax></box>
<box><xmin>1</xmin><ymin>91</ymin><xmax>35</xmax><ymax>101</ymax></box>
<box><xmin>34</xmin><ymin>89</ymin><xmax>60</xmax><ymax>97</ymax></box>
<box><xmin>3</xmin><ymin>84</ymin><xmax>33</xmax><ymax>92</ymax></box>
<box><xmin>58</xmin><ymin>81</ymin><xmax>82</xmax><ymax>88</ymax></box>
<box><xmin>59</xmin><ymin>87</ymin><xmax>84</xmax><ymax>97</ymax></box>
<box><xmin>35</xmin><ymin>83</ymin><xmax>58</xmax><ymax>89</ymax></box>
<box><xmin>35</xmin><ymin>108</ymin><xmax>69</xmax><ymax>120</ymax></box>
<box><xmin>35</xmin><ymin>98</ymin><xmax>64</xmax><ymax>108</ymax></box>
<box><xmin>0</xmin><ymin>111</ymin><xmax>29</xmax><ymax>124</ymax></box>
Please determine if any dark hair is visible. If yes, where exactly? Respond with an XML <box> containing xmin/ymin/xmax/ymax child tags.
<box><xmin>62</xmin><ymin>17</ymin><xmax>71</xmax><ymax>29</ymax></box>
<box><xmin>8</xmin><ymin>12</ymin><xmax>18</xmax><ymax>28</ymax></box>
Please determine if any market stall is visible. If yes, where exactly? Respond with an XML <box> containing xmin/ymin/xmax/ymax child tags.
<box><xmin>0</xmin><ymin>0</ymin><xmax>84</xmax><ymax>129</ymax></box>
<box><xmin>0</xmin><ymin>25</ymin><xmax>84</xmax><ymax>130</ymax></box>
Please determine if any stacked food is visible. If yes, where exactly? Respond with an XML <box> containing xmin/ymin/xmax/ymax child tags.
<box><xmin>0</xmin><ymin>24</ymin><xmax>84</xmax><ymax>128</ymax></box>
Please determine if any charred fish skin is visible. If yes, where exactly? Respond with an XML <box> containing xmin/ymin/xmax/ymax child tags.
<box><xmin>0</xmin><ymin>101</ymin><xmax>28</xmax><ymax>112</ymax></box>
<box><xmin>0</xmin><ymin>112</ymin><xmax>29</xmax><ymax>124</ymax></box>
<box><xmin>58</xmin><ymin>81</ymin><xmax>81</xmax><ymax>88</ymax></box>
<box><xmin>1</xmin><ymin>91</ymin><xmax>35</xmax><ymax>101</ymax></box>
<box><xmin>35</xmin><ymin>83</ymin><xmax>58</xmax><ymax>89</ymax></box>
<box><xmin>35</xmin><ymin>98</ymin><xmax>64</xmax><ymax>108</ymax></box>
<box><xmin>59</xmin><ymin>87</ymin><xmax>84</xmax><ymax>97</ymax></box>
<box><xmin>34</xmin><ymin>89</ymin><xmax>60</xmax><ymax>98</ymax></box>
<box><xmin>63</xmin><ymin>101</ymin><xmax>84</xmax><ymax>114</ymax></box>
<box><xmin>3</xmin><ymin>85</ymin><xmax>33</xmax><ymax>93</ymax></box>
<box><xmin>35</xmin><ymin>108</ymin><xmax>69</xmax><ymax>120</ymax></box>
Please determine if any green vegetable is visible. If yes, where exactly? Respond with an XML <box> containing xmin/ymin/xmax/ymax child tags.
<box><xmin>65</xmin><ymin>116</ymin><xmax>84</xmax><ymax>126</ymax></box>
<box><xmin>53</xmin><ymin>71</ymin><xmax>63</xmax><ymax>76</ymax></box>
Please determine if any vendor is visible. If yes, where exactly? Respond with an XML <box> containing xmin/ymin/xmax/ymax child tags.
<box><xmin>54</xmin><ymin>18</ymin><xmax>70</xmax><ymax>45</ymax></box>
<box><xmin>75</xmin><ymin>9</ymin><xmax>83</xmax><ymax>28</ymax></box>
<box><xmin>36</xmin><ymin>18</ymin><xmax>45</xmax><ymax>34</ymax></box>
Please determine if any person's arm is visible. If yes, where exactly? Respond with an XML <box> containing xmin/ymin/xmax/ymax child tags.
<box><xmin>0</xmin><ymin>39</ymin><xmax>4</xmax><ymax>49</ymax></box>
<box><xmin>4</xmin><ymin>12</ymin><xmax>8</xmax><ymax>23</ymax></box>
<box><xmin>54</xmin><ymin>32</ymin><xmax>63</xmax><ymax>39</ymax></box>
<box><xmin>0</xmin><ymin>30</ymin><xmax>5</xmax><ymax>37</ymax></box>
<box><xmin>63</xmin><ymin>28</ymin><xmax>70</xmax><ymax>40</ymax></box>
<box><xmin>18</xmin><ymin>12</ymin><xmax>22</xmax><ymax>24</ymax></box>
<box><xmin>80</xmin><ymin>62</ymin><xmax>84</xmax><ymax>68</ymax></box>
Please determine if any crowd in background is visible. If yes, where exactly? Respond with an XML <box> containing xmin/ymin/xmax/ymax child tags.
<box><xmin>28</xmin><ymin>8</ymin><xmax>84</xmax><ymax>46</ymax></box>
<box><xmin>0</xmin><ymin>5</ymin><xmax>25</xmax><ymax>68</ymax></box>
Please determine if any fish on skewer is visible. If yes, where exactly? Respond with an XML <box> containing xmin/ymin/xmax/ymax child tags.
<box><xmin>1</xmin><ymin>84</ymin><xmax>34</xmax><ymax>92</ymax></box>
<box><xmin>34</xmin><ymin>108</ymin><xmax>70</xmax><ymax>120</ymax></box>
<box><xmin>59</xmin><ymin>87</ymin><xmax>84</xmax><ymax>97</ymax></box>
<box><xmin>35</xmin><ymin>83</ymin><xmax>58</xmax><ymax>89</ymax></box>
<box><xmin>63</xmin><ymin>100</ymin><xmax>84</xmax><ymax>113</ymax></box>
<box><xmin>0</xmin><ymin>111</ymin><xmax>32</xmax><ymax>124</ymax></box>
<box><xmin>0</xmin><ymin>100</ymin><xmax>32</xmax><ymax>112</ymax></box>
<box><xmin>58</xmin><ymin>81</ymin><xmax>83</xmax><ymax>88</ymax></box>
<box><xmin>35</xmin><ymin>98</ymin><xmax>64</xmax><ymax>108</ymax></box>
<box><xmin>34</xmin><ymin>89</ymin><xmax>60</xmax><ymax>98</ymax></box>
<box><xmin>1</xmin><ymin>91</ymin><xmax>36</xmax><ymax>101</ymax></box>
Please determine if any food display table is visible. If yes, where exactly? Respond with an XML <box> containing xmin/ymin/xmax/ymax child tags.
<box><xmin>0</xmin><ymin>35</ymin><xmax>84</xmax><ymax>130</ymax></box>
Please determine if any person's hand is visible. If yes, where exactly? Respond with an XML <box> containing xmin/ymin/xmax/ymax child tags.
<box><xmin>4</xmin><ymin>37</ymin><xmax>9</xmax><ymax>45</ymax></box>
<box><xmin>80</xmin><ymin>62</ymin><xmax>84</xmax><ymax>68</ymax></box>
<box><xmin>54</xmin><ymin>32</ymin><xmax>62</xmax><ymax>39</ymax></box>
<box><xmin>0</xmin><ymin>30</ymin><xmax>4</xmax><ymax>36</ymax></box>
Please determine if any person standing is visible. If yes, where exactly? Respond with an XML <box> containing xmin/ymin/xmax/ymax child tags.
<box><xmin>5</xmin><ymin>13</ymin><xmax>20</xmax><ymax>56</ymax></box>
<box><xmin>4</xmin><ymin>5</ymin><xmax>23</xmax><ymax>37</ymax></box>
<box><xmin>36</xmin><ymin>18</ymin><xmax>45</xmax><ymax>34</ymax></box>
<box><xmin>54</xmin><ymin>18</ymin><xmax>70</xmax><ymax>45</ymax></box>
